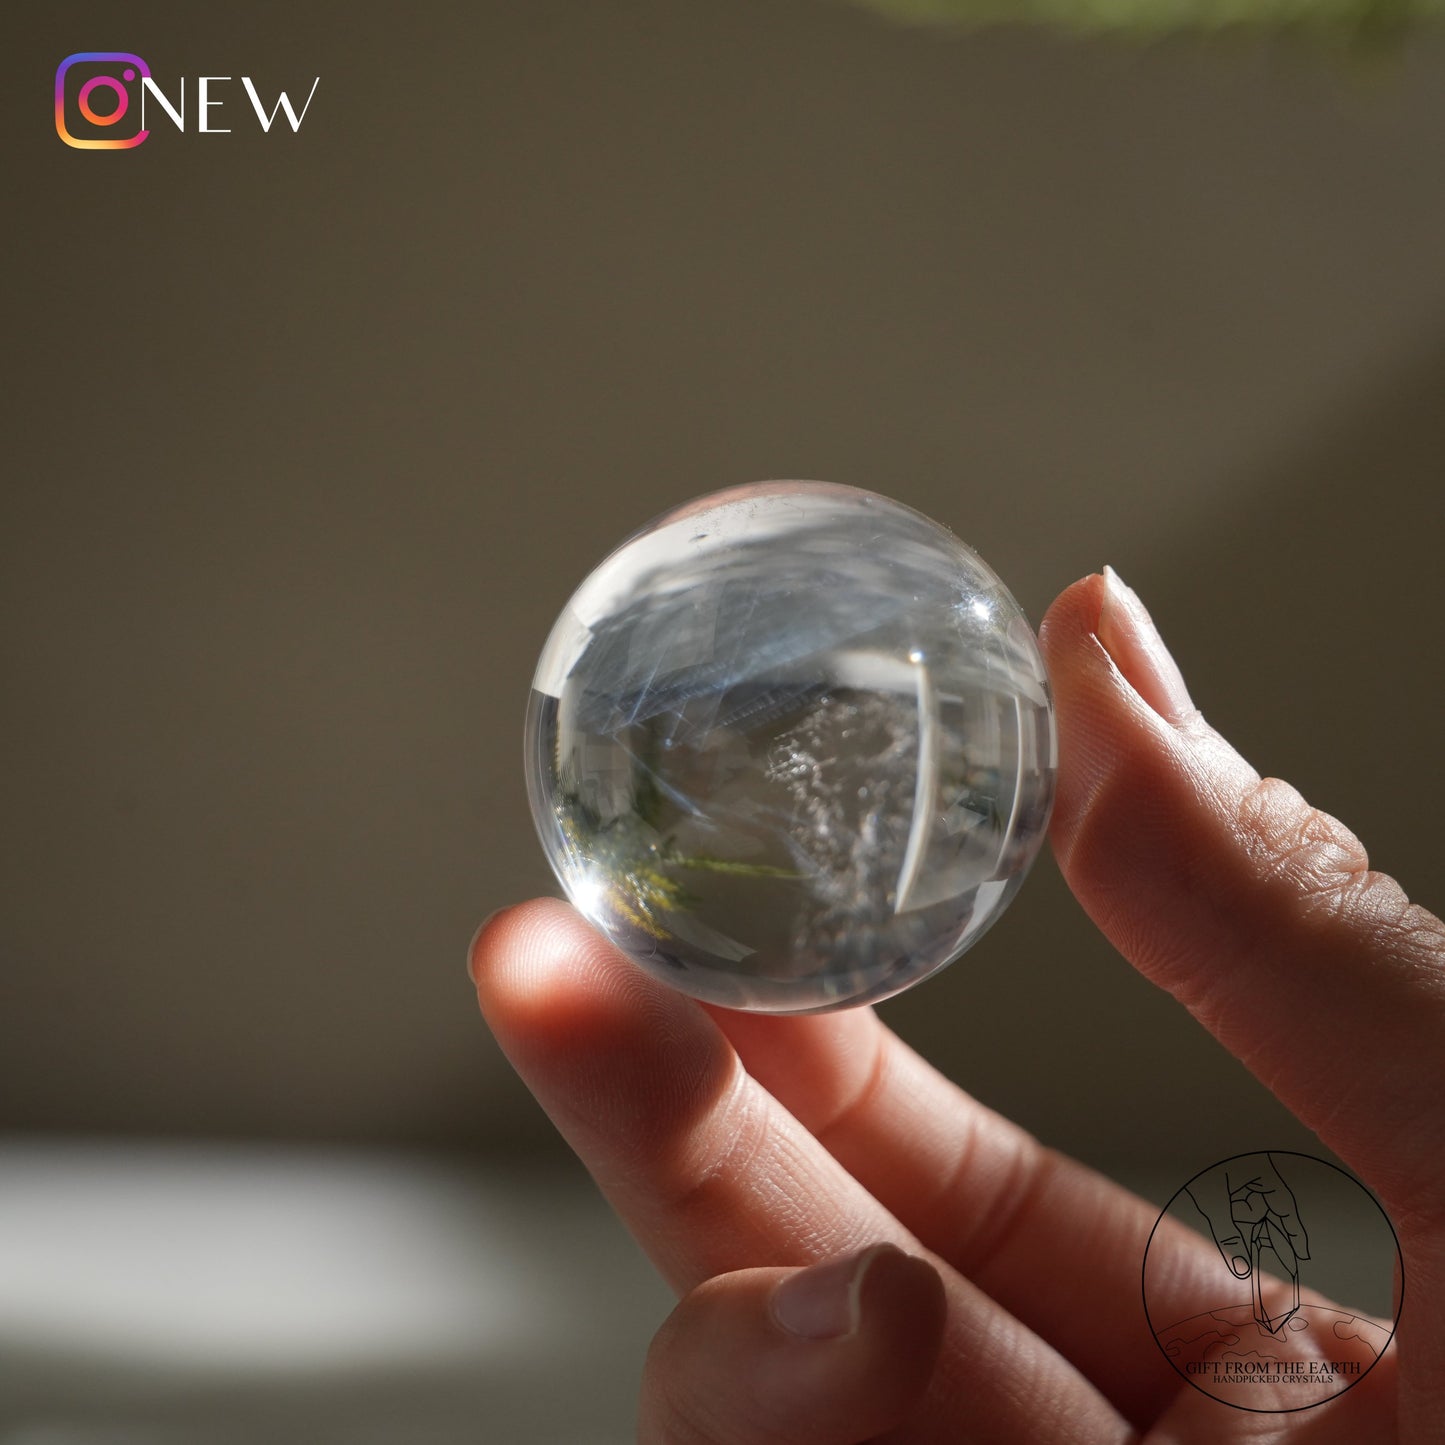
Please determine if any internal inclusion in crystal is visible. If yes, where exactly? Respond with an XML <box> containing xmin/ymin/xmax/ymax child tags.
<box><xmin>524</xmin><ymin>481</ymin><xmax>1057</xmax><ymax>1014</ymax></box>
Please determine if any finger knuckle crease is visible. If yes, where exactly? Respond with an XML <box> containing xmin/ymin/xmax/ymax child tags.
<box><xmin>659</xmin><ymin>1062</ymin><xmax>768</xmax><ymax>1218</ymax></box>
<box><xmin>813</xmin><ymin>1032</ymin><xmax>891</xmax><ymax>1149</ymax></box>
<box><xmin>943</xmin><ymin>1125</ymin><xmax>1056</xmax><ymax>1274</ymax></box>
<box><xmin>1237</xmin><ymin>777</ymin><xmax>1373</xmax><ymax>916</ymax></box>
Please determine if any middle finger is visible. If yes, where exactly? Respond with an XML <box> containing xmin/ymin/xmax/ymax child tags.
<box><xmin>472</xmin><ymin>897</ymin><xmax>1130</xmax><ymax>1444</ymax></box>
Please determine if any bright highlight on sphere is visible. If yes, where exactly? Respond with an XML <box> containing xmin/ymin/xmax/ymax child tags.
<box><xmin>524</xmin><ymin>481</ymin><xmax>1057</xmax><ymax>1014</ymax></box>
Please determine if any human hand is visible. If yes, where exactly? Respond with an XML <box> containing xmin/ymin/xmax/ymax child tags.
<box><xmin>1185</xmin><ymin>1151</ymin><xmax>1309</xmax><ymax>1282</ymax></box>
<box><xmin>469</xmin><ymin>568</ymin><xmax>1444</xmax><ymax>1442</ymax></box>
<box><xmin>1183</xmin><ymin>1150</ymin><xmax>1311</xmax><ymax>1337</ymax></box>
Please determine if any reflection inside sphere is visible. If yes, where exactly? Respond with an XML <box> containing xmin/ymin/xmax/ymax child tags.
<box><xmin>524</xmin><ymin>481</ymin><xmax>1056</xmax><ymax>1014</ymax></box>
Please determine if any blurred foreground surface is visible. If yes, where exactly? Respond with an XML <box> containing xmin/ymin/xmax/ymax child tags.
<box><xmin>0</xmin><ymin>1140</ymin><xmax>1391</xmax><ymax>1444</ymax></box>
<box><xmin>0</xmin><ymin>1141</ymin><xmax>671</xmax><ymax>1445</ymax></box>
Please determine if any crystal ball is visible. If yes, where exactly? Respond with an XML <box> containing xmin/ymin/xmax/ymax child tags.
<box><xmin>524</xmin><ymin>481</ymin><xmax>1057</xmax><ymax>1014</ymax></box>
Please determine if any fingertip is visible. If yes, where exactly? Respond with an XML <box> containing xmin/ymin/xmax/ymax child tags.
<box><xmin>469</xmin><ymin>895</ymin><xmax>672</xmax><ymax>1057</ymax></box>
<box><xmin>468</xmin><ymin>895</ymin><xmax>742</xmax><ymax>1180</ymax></box>
<box><xmin>1039</xmin><ymin>571</ymin><xmax>1170</xmax><ymax>876</ymax></box>
<box><xmin>642</xmin><ymin>1249</ymin><xmax>947</xmax><ymax>1445</ymax></box>
<box><xmin>766</xmin><ymin>1244</ymin><xmax>947</xmax><ymax>1430</ymax></box>
<box><xmin>765</xmin><ymin>1243</ymin><xmax>946</xmax><ymax>1418</ymax></box>
<box><xmin>465</xmin><ymin>903</ymin><xmax>517</xmax><ymax>985</ymax></box>
<box><xmin>767</xmin><ymin>1242</ymin><xmax>940</xmax><ymax>1342</ymax></box>
<box><xmin>467</xmin><ymin>896</ymin><xmax>582</xmax><ymax>1008</ymax></box>
<box><xmin>1040</xmin><ymin>568</ymin><xmax>1195</xmax><ymax>729</ymax></box>
<box><xmin>856</xmin><ymin>1245</ymin><xmax>948</xmax><ymax>1378</ymax></box>
<box><xmin>1039</xmin><ymin>570</ymin><xmax>1445</xmax><ymax>1212</ymax></box>
<box><xmin>465</xmin><ymin>895</ymin><xmax>601</xmax><ymax>1034</ymax></box>
<box><xmin>468</xmin><ymin>896</ymin><xmax>647</xmax><ymax>1077</ymax></box>
<box><xmin>1038</xmin><ymin>570</ymin><xmax>1107</xmax><ymax>658</ymax></box>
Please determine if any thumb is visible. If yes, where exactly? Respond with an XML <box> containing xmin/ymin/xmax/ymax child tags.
<box><xmin>1184</xmin><ymin>1173</ymin><xmax>1252</xmax><ymax>1280</ymax></box>
<box><xmin>1038</xmin><ymin>569</ymin><xmax>1445</xmax><ymax>1230</ymax></box>
<box><xmin>638</xmin><ymin>1244</ymin><xmax>945</xmax><ymax>1445</ymax></box>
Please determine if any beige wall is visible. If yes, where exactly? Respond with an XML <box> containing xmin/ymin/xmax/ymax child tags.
<box><xmin>7</xmin><ymin>0</ymin><xmax>1444</xmax><ymax>1173</ymax></box>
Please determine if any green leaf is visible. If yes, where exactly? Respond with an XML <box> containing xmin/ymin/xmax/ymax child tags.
<box><xmin>671</xmin><ymin>853</ymin><xmax>805</xmax><ymax>880</ymax></box>
<box><xmin>842</xmin><ymin>0</ymin><xmax>1441</xmax><ymax>39</ymax></box>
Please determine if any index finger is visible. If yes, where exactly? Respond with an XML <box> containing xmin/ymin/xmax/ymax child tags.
<box><xmin>1040</xmin><ymin>569</ymin><xmax>1445</xmax><ymax>1232</ymax></box>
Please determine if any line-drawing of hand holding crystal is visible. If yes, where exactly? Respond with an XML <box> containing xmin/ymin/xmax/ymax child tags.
<box><xmin>1185</xmin><ymin>1152</ymin><xmax>1311</xmax><ymax>1333</ymax></box>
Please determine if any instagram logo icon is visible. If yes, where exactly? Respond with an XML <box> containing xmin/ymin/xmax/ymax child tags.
<box><xmin>55</xmin><ymin>53</ymin><xmax>152</xmax><ymax>149</ymax></box>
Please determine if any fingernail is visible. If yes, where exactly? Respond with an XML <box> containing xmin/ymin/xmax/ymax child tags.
<box><xmin>1097</xmin><ymin>566</ymin><xmax>1195</xmax><ymax>725</ymax></box>
<box><xmin>1231</xmin><ymin>1254</ymin><xmax>1252</xmax><ymax>1278</ymax></box>
<box><xmin>770</xmin><ymin>1244</ymin><xmax>900</xmax><ymax>1340</ymax></box>
<box><xmin>466</xmin><ymin>907</ymin><xmax>512</xmax><ymax>983</ymax></box>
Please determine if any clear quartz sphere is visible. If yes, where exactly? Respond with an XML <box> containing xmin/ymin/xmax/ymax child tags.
<box><xmin>524</xmin><ymin>481</ymin><xmax>1057</xmax><ymax>1014</ymax></box>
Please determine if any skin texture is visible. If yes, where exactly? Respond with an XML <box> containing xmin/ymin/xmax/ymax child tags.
<box><xmin>470</xmin><ymin>570</ymin><xmax>1444</xmax><ymax>1443</ymax></box>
